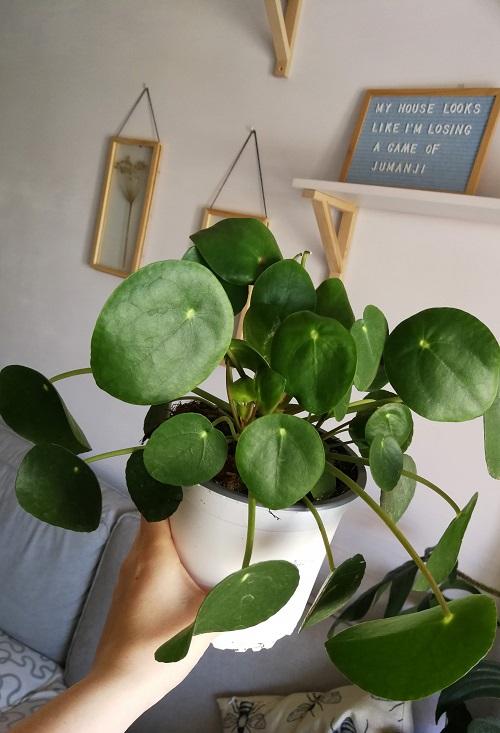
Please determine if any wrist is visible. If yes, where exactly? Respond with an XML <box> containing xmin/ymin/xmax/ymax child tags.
<box><xmin>88</xmin><ymin>631</ymin><xmax>216</xmax><ymax>712</ymax></box>
<box><xmin>83</xmin><ymin>670</ymin><xmax>159</xmax><ymax>721</ymax></box>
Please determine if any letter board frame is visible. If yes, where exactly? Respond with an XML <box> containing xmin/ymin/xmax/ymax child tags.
<box><xmin>340</xmin><ymin>88</ymin><xmax>500</xmax><ymax>194</ymax></box>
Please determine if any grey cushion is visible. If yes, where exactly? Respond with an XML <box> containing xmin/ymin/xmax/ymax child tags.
<box><xmin>0</xmin><ymin>681</ymin><xmax>66</xmax><ymax>732</ymax></box>
<box><xmin>0</xmin><ymin>423</ymin><xmax>135</xmax><ymax>665</ymax></box>
<box><xmin>64</xmin><ymin>512</ymin><xmax>140</xmax><ymax>685</ymax></box>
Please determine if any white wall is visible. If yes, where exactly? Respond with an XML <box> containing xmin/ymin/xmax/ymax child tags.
<box><xmin>1</xmin><ymin>0</ymin><xmax>500</xmax><ymax>589</ymax></box>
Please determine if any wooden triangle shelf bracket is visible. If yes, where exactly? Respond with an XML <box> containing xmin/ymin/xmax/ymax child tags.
<box><xmin>302</xmin><ymin>189</ymin><xmax>359</xmax><ymax>279</ymax></box>
<box><xmin>264</xmin><ymin>0</ymin><xmax>303</xmax><ymax>78</ymax></box>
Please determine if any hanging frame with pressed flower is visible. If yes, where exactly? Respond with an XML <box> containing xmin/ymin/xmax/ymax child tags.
<box><xmin>200</xmin><ymin>129</ymin><xmax>270</xmax><ymax>344</ymax></box>
<box><xmin>90</xmin><ymin>136</ymin><xmax>162</xmax><ymax>277</ymax></box>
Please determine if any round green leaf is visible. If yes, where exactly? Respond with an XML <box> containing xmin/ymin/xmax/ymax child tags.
<box><xmin>230</xmin><ymin>376</ymin><xmax>257</xmax><ymax>404</ymax></box>
<box><xmin>348</xmin><ymin>413</ymin><xmax>371</xmax><ymax>458</ymax></box>
<box><xmin>384</xmin><ymin>308</ymin><xmax>500</xmax><ymax>422</ymax></box>
<box><xmin>235</xmin><ymin>414</ymin><xmax>325</xmax><ymax>509</ymax></box>
<box><xmin>369</xmin><ymin>433</ymin><xmax>403</xmax><ymax>491</ymax></box>
<box><xmin>333</xmin><ymin>385</ymin><xmax>352</xmax><ymax>422</ymax></box>
<box><xmin>182</xmin><ymin>245</ymin><xmax>248</xmax><ymax>315</ymax></box>
<box><xmin>365</xmin><ymin>389</ymin><xmax>400</xmax><ymax>406</ymax></box>
<box><xmin>126</xmin><ymin>449</ymin><xmax>182</xmax><ymax>522</ymax></box>
<box><xmin>326</xmin><ymin>595</ymin><xmax>497</xmax><ymax>700</ymax></box>
<box><xmin>156</xmin><ymin>560</ymin><xmax>300</xmax><ymax>662</ymax></box>
<box><xmin>155</xmin><ymin>622</ymin><xmax>195</xmax><ymax>664</ymax></box>
<box><xmin>351</xmin><ymin>305</ymin><xmax>388</xmax><ymax>391</ymax></box>
<box><xmin>190</xmin><ymin>218</ymin><xmax>282</xmax><ymax>285</ymax></box>
<box><xmin>0</xmin><ymin>365</ymin><xmax>90</xmax><ymax>454</ymax></box>
<box><xmin>270</xmin><ymin>312</ymin><xmax>357</xmax><ymax>415</ymax></box>
<box><xmin>15</xmin><ymin>444</ymin><xmax>101</xmax><ymax>532</ymax></box>
<box><xmin>228</xmin><ymin>339</ymin><xmax>269</xmax><ymax>372</ymax></box>
<box><xmin>91</xmin><ymin>260</ymin><xmax>234</xmax><ymax>405</ymax></box>
<box><xmin>315</xmin><ymin>278</ymin><xmax>355</xmax><ymax>330</ymax></box>
<box><xmin>143</xmin><ymin>403</ymin><xmax>170</xmax><ymax>439</ymax></box>
<box><xmin>195</xmin><ymin>560</ymin><xmax>300</xmax><ymax>633</ymax></box>
<box><xmin>255</xmin><ymin>366</ymin><xmax>286</xmax><ymax>414</ymax></box>
<box><xmin>243</xmin><ymin>302</ymin><xmax>283</xmax><ymax>361</ymax></box>
<box><xmin>251</xmin><ymin>259</ymin><xmax>316</xmax><ymax>316</ymax></box>
<box><xmin>310</xmin><ymin>462</ymin><xmax>337</xmax><ymax>501</ymax></box>
<box><xmin>414</xmin><ymin>493</ymin><xmax>478</xmax><ymax>591</ymax></box>
<box><xmin>301</xmin><ymin>554</ymin><xmax>366</xmax><ymax>630</ymax></box>
<box><xmin>484</xmin><ymin>384</ymin><xmax>500</xmax><ymax>479</ymax></box>
<box><xmin>380</xmin><ymin>454</ymin><xmax>417</xmax><ymax>523</ymax></box>
<box><xmin>365</xmin><ymin>403</ymin><xmax>413</xmax><ymax>447</ymax></box>
<box><xmin>143</xmin><ymin>413</ymin><xmax>227</xmax><ymax>486</ymax></box>
<box><xmin>366</xmin><ymin>362</ymin><xmax>389</xmax><ymax>391</ymax></box>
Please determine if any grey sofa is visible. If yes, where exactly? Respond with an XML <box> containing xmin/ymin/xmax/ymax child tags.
<box><xmin>0</xmin><ymin>422</ymin><xmax>438</xmax><ymax>732</ymax></box>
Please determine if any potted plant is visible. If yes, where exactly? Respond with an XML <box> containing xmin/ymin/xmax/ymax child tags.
<box><xmin>0</xmin><ymin>217</ymin><xmax>499</xmax><ymax>702</ymax></box>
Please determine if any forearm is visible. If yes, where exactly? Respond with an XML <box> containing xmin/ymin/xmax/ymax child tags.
<box><xmin>10</xmin><ymin>673</ymin><xmax>146</xmax><ymax>733</ymax></box>
<box><xmin>11</xmin><ymin>519</ymin><xmax>213</xmax><ymax>733</ymax></box>
<box><xmin>11</xmin><ymin>634</ymin><xmax>213</xmax><ymax>733</ymax></box>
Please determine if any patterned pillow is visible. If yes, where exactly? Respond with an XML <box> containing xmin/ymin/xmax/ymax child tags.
<box><xmin>0</xmin><ymin>629</ymin><xmax>66</xmax><ymax>728</ymax></box>
<box><xmin>218</xmin><ymin>685</ymin><xmax>413</xmax><ymax>733</ymax></box>
<box><xmin>0</xmin><ymin>685</ymin><xmax>66</xmax><ymax>733</ymax></box>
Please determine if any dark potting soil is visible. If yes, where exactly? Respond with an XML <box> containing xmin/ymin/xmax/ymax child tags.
<box><xmin>151</xmin><ymin>400</ymin><xmax>358</xmax><ymax>501</ymax></box>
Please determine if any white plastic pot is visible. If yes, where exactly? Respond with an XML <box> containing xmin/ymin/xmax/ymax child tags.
<box><xmin>169</xmin><ymin>469</ymin><xmax>363</xmax><ymax>652</ymax></box>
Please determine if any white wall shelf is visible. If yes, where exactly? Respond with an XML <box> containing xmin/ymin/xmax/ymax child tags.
<box><xmin>293</xmin><ymin>179</ymin><xmax>500</xmax><ymax>226</ymax></box>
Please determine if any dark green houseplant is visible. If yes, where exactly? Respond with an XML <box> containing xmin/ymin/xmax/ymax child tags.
<box><xmin>1</xmin><ymin>217</ymin><xmax>499</xmax><ymax>701</ymax></box>
<box><xmin>330</xmin><ymin>554</ymin><xmax>500</xmax><ymax>731</ymax></box>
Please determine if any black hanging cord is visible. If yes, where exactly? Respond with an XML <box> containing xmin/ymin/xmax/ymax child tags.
<box><xmin>116</xmin><ymin>87</ymin><xmax>161</xmax><ymax>142</ymax></box>
<box><xmin>210</xmin><ymin>129</ymin><xmax>268</xmax><ymax>219</ymax></box>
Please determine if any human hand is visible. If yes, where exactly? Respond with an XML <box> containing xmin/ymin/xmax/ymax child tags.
<box><xmin>11</xmin><ymin>520</ymin><xmax>213</xmax><ymax>733</ymax></box>
<box><xmin>91</xmin><ymin>517</ymin><xmax>213</xmax><ymax>708</ymax></box>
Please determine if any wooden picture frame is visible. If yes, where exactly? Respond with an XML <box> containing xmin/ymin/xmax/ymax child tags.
<box><xmin>201</xmin><ymin>208</ymin><xmax>270</xmax><ymax>345</ymax></box>
<box><xmin>90</xmin><ymin>137</ymin><xmax>162</xmax><ymax>277</ymax></box>
<box><xmin>340</xmin><ymin>88</ymin><xmax>500</xmax><ymax>194</ymax></box>
<box><xmin>201</xmin><ymin>207</ymin><xmax>269</xmax><ymax>230</ymax></box>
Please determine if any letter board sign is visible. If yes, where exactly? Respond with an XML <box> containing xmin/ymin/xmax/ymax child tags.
<box><xmin>340</xmin><ymin>88</ymin><xmax>500</xmax><ymax>194</ymax></box>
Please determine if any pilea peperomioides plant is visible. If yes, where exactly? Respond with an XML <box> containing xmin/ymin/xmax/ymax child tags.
<box><xmin>1</xmin><ymin>217</ymin><xmax>500</xmax><ymax>701</ymax></box>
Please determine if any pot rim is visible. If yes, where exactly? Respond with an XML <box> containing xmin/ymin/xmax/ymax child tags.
<box><xmin>200</xmin><ymin>439</ymin><xmax>367</xmax><ymax>513</ymax></box>
<box><xmin>200</xmin><ymin>479</ymin><xmax>359</xmax><ymax>512</ymax></box>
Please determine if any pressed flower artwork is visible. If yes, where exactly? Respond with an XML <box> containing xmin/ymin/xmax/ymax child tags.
<box><xmin>90</xmin><ymin>137</ymin><xmax>161</xmax><ymax>277</ymax></box>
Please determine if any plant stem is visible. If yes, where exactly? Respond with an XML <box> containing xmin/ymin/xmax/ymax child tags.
<box><xmin>49</xmin><ymin>367</ymin><xmax>92</xmax><ymax>383</ymax></box>
<box><xmin>345</xmin><ymin>396</ymin><xmax>403</xmax><ymax>414</ymax></box>
<box><xmin>326</xmin><ymin>452</ymin><xmax>461</xmax><ymax>515</ymax></box>
<box><xmin>192</xmin><ymin>387</ymin><xmax>231</xmax><ymax>414</ymax></box>
<box><xmin>211</xmin><ymin>415</ymin><xmax>239</xmax><ymax>441</ymax></box>
<box><xmin>314</xmin><ymin>414</ymin><xmax>328</xmax><ymax>430</ymax></box>
<box><xmin>242</xmin><ymin>493</ymin><xmax>257</xmax><ymax>569</ymax></box>
<box><xmin>401</xmin><ymin>470</ymin><xmax>461</xmax><ymax>515</ymax></box>
<box><xmin>245</xmin><ymin>401</ymin><xmax>259</xmax><ymax>425</ymax></box>
<box><xmin>302</xmin><ymin>495</ymin><xmax>335</xmax><ymax>572</ymax></box>
<box><xmin>321</xmin><ymin>420</ymin><xmax>352</xmax><ymax>440</ymax></box>
<box><xmin>300</xmin><ymin>250</ymin><xmax>311</xmax><ymax>268</ymax></box>
<box><xmin>226</xmin><ymin>349</ymin><xmax>246</xmax><ymax>379</ymax></box>
<box><xmin>326</xmin><ymin>463</ymin><xmax>452</xmax><ymax>619</ymax></box>
<box><xmin>84</xmin><ymin>446</ymin><xmax>141</xmax><ymax>464</ymax></box>
<box><xmin>225</xmin><ymin>361</ymin><xmax>242</xmax><ymax>432</ymax></box>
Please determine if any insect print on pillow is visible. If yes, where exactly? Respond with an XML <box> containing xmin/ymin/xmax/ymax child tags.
<box><xmin>222</xmin><ymin>698</ymin><xmax>266</xmax><ymax>733</ymax></box>
<box><xmin>287</xmin><ymin>690</ymin><xmax>342</xmax><ymax>722</ymax></box>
